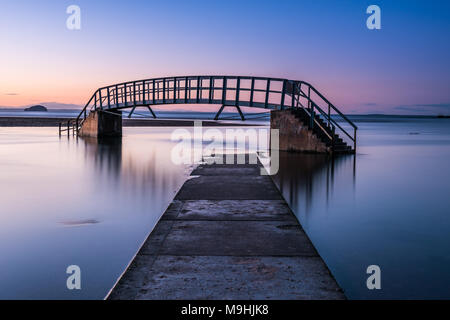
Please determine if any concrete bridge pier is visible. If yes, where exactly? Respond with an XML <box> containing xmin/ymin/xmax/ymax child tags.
<box><xmin>270</xmin><ymin>109</ymin><xmax>331</xmax><ymax>153</ymax></box>
<box><xmin>78</xmin><ymin>110</ymin><xmax>122</xmax><ymax>138</ymax></box>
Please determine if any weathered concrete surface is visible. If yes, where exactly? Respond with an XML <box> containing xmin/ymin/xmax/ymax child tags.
<box><xmin>111</xmin><ymin>256</ymin><xmax>343</xmax><ymax>300</ymax></box>
<box><xmin>172</xmin><ymin>200</ymin><xmax>297</xmax><ymax>221</ymax></box>
<box><xmin>271</xmin><ymin>109</ymin><xmax>330</xmax><ymax>153</ymax></box>
<box><xmin>175</xmin><ymin>175</ymin><xmax>283</xmax><ymax>200</ymax></box>
<box><xmin>107</xmin><ymin>158</ymin><xmax>345</xmax><ymax>300</ymax></box>
<box><xmin>78</xmin><ymin>110</ymin><xmax>122</xmax><ymax>138</ymax></box>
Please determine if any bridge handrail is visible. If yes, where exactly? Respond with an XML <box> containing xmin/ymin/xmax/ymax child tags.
<box><xmin>74</xmin><ymin>76</ymin><xmax>357</xmax><ymax>151</ymax></box>
<box><xmin>298</xmin><ymin>81</ymin><xmax>357</xmax><ymax>129</ymax></box>
<box><xmin>295</xmin><ymin>81</ymin><xmax>357</xmax><ymax>150</ymax></box>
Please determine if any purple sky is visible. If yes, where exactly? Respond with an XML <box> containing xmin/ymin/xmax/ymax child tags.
<box><xmin>1</xmin><ymin>0</ymin><xmax>450</xmax><ymax>115</ymax></box>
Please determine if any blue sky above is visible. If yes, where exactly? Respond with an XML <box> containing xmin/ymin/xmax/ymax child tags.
<box><xmin>1</xmin><ymin>0</ymin><xmax>450</xmax><ymax>114</ymax></box>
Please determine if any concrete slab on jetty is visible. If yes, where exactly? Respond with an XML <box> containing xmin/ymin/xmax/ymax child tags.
<box><xmin>108</xmin><ymin>156</ymin><xmax>345</xmax><ymax>300</ymax></box>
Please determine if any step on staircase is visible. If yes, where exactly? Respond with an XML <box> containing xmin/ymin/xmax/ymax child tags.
<box><xmin>291</xmin><ymin>108</ymin><xmax>353</xmax><ymax>154</ymax></box>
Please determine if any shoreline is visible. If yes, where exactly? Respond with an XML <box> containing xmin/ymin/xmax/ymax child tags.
<box><xmin>0</xmin><ymin>117</ymin><xmax>262</xmax><ymax>127</ymax></box>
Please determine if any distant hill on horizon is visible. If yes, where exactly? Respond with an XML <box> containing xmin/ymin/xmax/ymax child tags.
<box><xmin>24</xmin><ymin>105</ymin><xmax>47</xmax><ymax>112</ymax></box>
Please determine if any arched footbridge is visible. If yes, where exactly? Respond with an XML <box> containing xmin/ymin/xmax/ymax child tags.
<box><xmin>63</xmin><ymin>76</ymin><xmax>357</xmax><ymax>153</ymax></box>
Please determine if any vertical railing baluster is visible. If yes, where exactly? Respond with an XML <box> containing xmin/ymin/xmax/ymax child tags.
<box><xmin>235</xmin><ymin>77</ymin><xmax>240</xmax><ymax>106</ymax></box>
<box><xmin>280</xmin><ymin>80</ymin><xmax>286</xmax><ymax>110</ymax></box>
<box><xmin>196</xmin><ymin>76</ymin><xmax>200</xmax><ymax>103</ymax></box>
<box><xmin>209</xmin><ymin>76</ymin><xmax>213</xmax><ymax>103</ymax></box>
<box><xmin>332</xmin><ymin>126</ymin><xmax>336</xmax><ymax>153</ymax></box>
<box><xmin>163</xmin><ymin>79</ymin><xmax>166</xmax><ymax>103</ymax></box>
<box><xmin>142</xmin><ymin>80</ymin><xmax>146</xmax><ymax>104</ymax></box>
<box><xmin>152</xmin><ymin>79</ymin><xmax>156</xmax><ymax>104</ymax></box>
<box><xmin>328</xmin><ymin>104</ymin><xmax>331</xmax><ymax>128</ymax></box>
<box><xmin>184</xmin><ymin>77</ymin><xmax>188</xmax><ymax>103</ymax></box>
<box><xmin>291</xmin><ymin>81</ymin><xmax>295</xmax><ymax>109</ymax></box>
<box><xmin>249</xmin><ymin>77</ymin><xmax>255</xmax><ymax>107</ymax></box>
<box><xmin>308</xmin><ymin>86</ymin><xmax>311</xmax><ymax>113</ymax></box>
<box><xmin>173</xmin><ymin>77</ymin><xmax>177</xmax><ymax>102</ymax></box>
<box><xmin>115</xmin><ymin>85</ymin><xmax>119</xmax><ymax>107</ymax></box>
<box><xmin>222</xmin><ymin>77</ymin><xmax>227</xmax><ymax>105</ymax></box>
<box><xmin>264</xmin><ymin>79</ymin><xmax>270</xmax><ymax>108</ymax></box>
<box><xmin>124</xmin><ymin>85</ymin><xmax>127</xmax><ymax>107</ymax></box>
<box><xmin>107</xmin><ymin>87</ymin><xmax>111</xmax><ymax>109</ymax></box>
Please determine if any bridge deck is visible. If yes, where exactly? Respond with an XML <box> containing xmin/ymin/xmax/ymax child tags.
<box><xmin>105</xmin><ymin>99</ymin><xmax>278</xmax><ymax>110</ymax></box>
<box><xmin>107</xmin><ymin>156</ymin><xmax>345</xmax><ymax>300</ymax></box>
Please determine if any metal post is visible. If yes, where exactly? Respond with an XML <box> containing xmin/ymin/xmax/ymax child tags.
<box><xmin>189</xmin><ymin>79</ymin><xmax>192</xmax><ymax>100</ymax></box>
<box><xmin>235</xmin><ymin>77</ymin><xmax>240</xmax><ymax>107</ymax></box>
<box><xmin>128</xmin><ymin>106</ymin><xmax>136</xmax><ymax>118</ymax></box>
<box><xmin>163</xmin><ymin>79</ymin><xmax>166</xmax><ymax>103</ymax></box>
<box><xmin>107</xmin><ymin>87</ymin><xmax>111</xmax><ymax>108</ymax></box>
<box><xmin>308</xmin><ymin>86</ymin><xmax>311</xmax><ymax>113</ymax></box>
<box><xmin>214</xmin><ymin>105</ymin><xmax>226</xmax><ymax>120</ymax></box>
<box><xmin>222</xmin><ymin>77</ymin><xmax>227</xmax><ymax>104</ymax></box>
<box><xmin>236</xmin><ymin>106</ymin><xmax>245</xmax><ymax>121</ymax></box>
<box><xmin>124</xmin><ymin>85</ymin><xmax>127</xmax><ymax>106</ymax></box>
<box><xmin>280</xmin><ymin>80</ymin><xmax>286</xmax><ymax>110</ymax></box>
<box><xmin>354</xmin><ymin>128</ymin><xmax>357</xmax><ymax>153</ymax></box>
<box><xmin>249</xmin><ymin>77</ymin><xmax>255</xmax><ymax>107</ymax></box>
<box><xmin>133</xmin><ymin>82</ymin><xmax>136</xmax><ymax>105</ymax></box>
<box><xmin>265</xmin><ymin>79</ymin><xmax>270</xmax><ymax>108</ymax></box>
<box><xmin>67</xmin><ymin>121</ymin><xmax>70</xmax><ymax>137</ymax></box>
<box><xmin>196</xmin><ymin>76</ymin><xmax>200</xmax><ymax>103</ymax></box>
<box><xmin>209</xmin><ymin>76</ymin><xmax>213</xmax><ymax>103</ymax></box>
<box><xmin>147</xmin><ymin>106</ymin><xmax>156</xmax><ymax>118</ymax></box>
<box><xmin>328</xmin><ymin>104</ymin><xmax>331</xmax><ymax>128</ymax></box>
<box><xmin>291</xmin><ymin>82</ymin><xmax>295</xmax><ymax>109</ymax></box>
<box><xmin>115</xmin><ymin>85</ymin><xmax>119</xmax><ymax>107</ymax></box>
<box><xmin>173</xmin><ymin>77</ymin><xmax>177</xmax><ymax>102</ymax></box>
<box><xmin>153</xmin><ymin>79</ymin><xmax>156</xmax><ymax>104</ymax></box>
<box><xmin>142</xmin><ymin>81</ymin><xmax>146</xmax><ymax>104</ymax></box>
<box><xmin>332</xmin><ymin>125</ymin><xmax>336</xmax><ymax>153</ymax></box>
<box><xmin>184</xmin><ymin>77</ymin><xmax>188</xmax><ymax>103</ymax></box>
<box><xmin>99</xmin><ymin>90</ymin><xmax>102</xmax><ymax>109</ymax></box>
<box><xmin>59</xmin><ymin>123</ymin><xmax>61</xmax><ymax>136</ymax></box>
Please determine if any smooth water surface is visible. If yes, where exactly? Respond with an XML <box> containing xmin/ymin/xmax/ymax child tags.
<box><xmin>0</xmin><ymin>127</ymin><xmax>195</xmax><ymax>299</ymax></box>
<box><xmin>273</xmin><ymin>117</ymin><xmax>450</xmax><ymax>299</ymax></box>
<box><xmin>1</xmin><ymin>116</ymin><xmax>450</xmax><ymax>299</ymax></box>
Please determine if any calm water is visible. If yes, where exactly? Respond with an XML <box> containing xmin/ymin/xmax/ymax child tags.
<box><xmin>273</xmin><ymin>116</ymin><xmax>450</xmax><ymax>299</ymax></box>
<box><xmin>0</xmin><ymin>127</ymin><xmax>195</xmax><ymax>299</ymax></box>
<box><xmin>1</xmin><ymin>117</ymin><xmax>450</xmax><ymax>299</ymax></box>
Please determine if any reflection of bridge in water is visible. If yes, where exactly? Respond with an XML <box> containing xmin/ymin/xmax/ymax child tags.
<box><xmin>272</xmin><ymin>152</ymin><xmax>356</xmax><ymax>219</ymax></box>
<box><xmin>61</xmin><ymin>76</ymin><xmax>357</xmax><ymax>154</ymax></box>
<box><xmin>80</xmin><ymin>136</ymin><xmax>189</xmax><ymax>198</ymax></box>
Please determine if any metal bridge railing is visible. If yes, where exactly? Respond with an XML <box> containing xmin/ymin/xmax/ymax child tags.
<box><xmin>75</xmin><ymin>76</ymin><xmax>357</xmax><ymax>151</ymax></box>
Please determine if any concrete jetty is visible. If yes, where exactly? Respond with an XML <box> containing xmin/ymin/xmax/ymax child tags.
<box><xmin>108</xmin><ymin>155</ymin><xmax>345</xmax><ymax>299</ymax></box>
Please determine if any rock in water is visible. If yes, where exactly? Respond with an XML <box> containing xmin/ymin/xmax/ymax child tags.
<box><xmin>24</xmin><ymin>105</ymin><xmax>48</xmax><ymax>112</ymax></box>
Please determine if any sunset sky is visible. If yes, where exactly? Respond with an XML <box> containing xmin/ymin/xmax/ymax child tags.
<box><xmin>1</xmin><ymin>0</ymin><xmax>450</xmax><ymax>114</ymax></box>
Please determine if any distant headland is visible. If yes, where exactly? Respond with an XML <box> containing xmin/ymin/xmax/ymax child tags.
<box><xmin>24</xmin><ymin>105</ymin><xmax>47</xmax><ymax>112</ymax></box>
